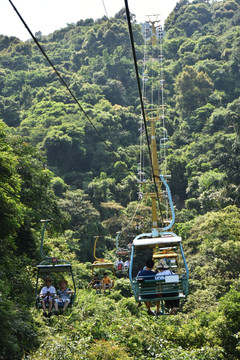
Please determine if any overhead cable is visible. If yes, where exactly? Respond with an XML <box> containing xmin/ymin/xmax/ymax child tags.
<box><xmin>102</xmin><ymin>0</ymin><xmax>109</xmax><ymax>18</ymax></box>
<box><xmin>8</xmin><ymin>0</ymin><xmax>110</xmax><ymax>150</ymax></box>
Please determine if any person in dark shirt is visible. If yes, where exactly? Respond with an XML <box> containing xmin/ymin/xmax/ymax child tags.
<box><xmin>137</xmin><ymin>259</ymin><xmax>156</xmax><ymax>278</ymax></box>
<box><xmin>137</xmin><ymin>259</ymin><xmax>160</xmax><ymax>315</ymax></box>
<box><xmin>87</xmin><ymin>274</ymin><xmax>102</xmax><ymax>294</ymax></box>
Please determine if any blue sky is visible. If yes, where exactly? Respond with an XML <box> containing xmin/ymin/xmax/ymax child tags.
<box><xmin>1</xmin><ymin>0</ymin><xmax>179</xmax><ymax>40</ymax></box>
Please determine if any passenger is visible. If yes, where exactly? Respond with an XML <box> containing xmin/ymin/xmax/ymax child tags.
<box><xmin>102</xmin><ymin>273</ymin><xmax>112</xmax><ymax>293</ymax></box>
<box><xmin>124</xmin><ymin>259</ymin><xmax>129</xmax><ymax>271</ymax></box>
<box><xmin>155</xmin><ymin>260</ymin><xmax>179</xmax><ymax>314</ymax></box>
<box><xmin>57</xmin><ymin>280</ymin><xmax>74</xmax><ymax>314</ymax></box>
<box><xmin>87</xmin><ymin>274</ymin><xmax>102</xmax><ymax>294</ymax></box>
<box><xmin>155</xmin><ymin>260</ymin><xmax>172</xmax><ymax>280</ymax></box>
<box><xmin>137</xmin><ymin>259</ymin><xmax>160</xmax><ymax>315</ymax></box>
<box><xmin>118</xmin><ymin>259</ymin><xmax>124</xmax><ymax>271</ymax></box>
<box><xmin>137</xmin><ymin>259</ymin><xmax>156</xmax><ymax>278</ymax></box>
<box><xmin>40</xmin><ymin>278</ymin><xmax>58</xmax><ymax>317</ymax></box>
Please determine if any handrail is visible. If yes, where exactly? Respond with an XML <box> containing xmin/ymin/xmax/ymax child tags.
<box><xmin>159</xmin><ymin>175</ymin><xmax>175</xmax><ymax>231</ymax></box>
<box><xmin>39</xmin><ymin>220</ymin><xmax>70</xmax><ymax>264</ymax></box>
<box><xmin>115</xmin><ymin>232</ymin><xmax>120</xmax><ymax>251</ymax></box>
<box><xmin>93</xmin><ymin>236</ymin><xmax>102</xmax><ymax>262</ymax></box>
<box><xmin>93</xmin><ymin>236</ymin><xmax>114</xmax><ymax>264</ymax></box>
<box><xmin>40</xmin><ymin>219</ymin><xmax>52</xmax><ymax>261</ymax></box>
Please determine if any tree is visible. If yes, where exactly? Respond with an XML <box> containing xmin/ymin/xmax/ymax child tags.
<box><xmin>59</xmin><ymin>189</ymin><xmax>101</xmax><ymax>261</ymax></box>
<box><xmin>183</xmin><ymin>205</ymin><xmax>240</xmax><ymax>293</ymax></box>
<box><xmin>0</xmin><ymin>121</ymin><xmax>65</xmax><ymax>359</ymax></box>
<box><xmin>188</xmin><ymin>103</ymin><xmax>215</xmax><ymax>132</ymax></box>
<box><xmin>0</xmin><ymin>121</ymin><xmax>23</xmax><ymax>238</ymax></box>
<box><xmin>167</xmin><ymin>152</ymin><xmax>188</xmax><ymax>203</ymax></box>
<box><xmin>212</xmin><ymin>280</ymin><xmax>240</xmax><ymax>359</ymax></box>
<box><xmin>175</xmin><ymin>65</ymin><xmax>214</xmax><ymax>117</ymax></box>
<box><xmin>194</xmin><ymin>35</ymin><xmax>221</xmax><ymax>60</ymax></box>
<box><xmin>226</xmin><ymin>97</ymin><xmax>240</xmax><ymax>134</ymax></box>
<box><xmin>19</xmin><ymin>84</ymin><xmax>33</xmax><ymax>109</ymax></box>
<box><xmin>0</xmin><ymin>96</ymin><xmax>20</xmax><ymax>126</ymax></box>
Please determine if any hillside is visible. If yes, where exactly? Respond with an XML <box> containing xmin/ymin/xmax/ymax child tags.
<box><xmin>0</xmin><ymin>0</ymin><xmax>240</xmax><ymax>359</ymax></box>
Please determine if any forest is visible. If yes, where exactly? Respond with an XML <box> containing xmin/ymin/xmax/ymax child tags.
<box><xmin>0</xmin><ymin>0</ymin><xmax>240</xmax><ymax>359</ymax></box>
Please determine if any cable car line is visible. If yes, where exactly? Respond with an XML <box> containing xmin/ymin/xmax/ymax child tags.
<box><xmin>8</xmin><ymin>0</ymin><xmax>110</xmax><ymax>151</ymax></box>
<box><xmin>124</xmin><ymin>0</ymin><xmax>164</xmax><ymax>228</ymax></box>
<box><xmin>0</xmin><ymin>184</ymin><xmax>59</xmax><ymax>219</ymax></box>
<box><xmin>102</xmin><ymin>0</ymin><xmax>108</xmax><ymax>18</ymax></box>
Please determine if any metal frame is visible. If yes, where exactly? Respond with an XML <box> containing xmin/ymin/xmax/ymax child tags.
<box><xmin>35</xmin><ymin>220</ymin><xmax>77</xmax><ymax>309</ymax></box>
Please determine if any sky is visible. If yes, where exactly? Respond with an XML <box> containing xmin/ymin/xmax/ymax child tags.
<box><xmin>0</xmin><ymin>0</ymin><xmax>179</xmax><ymax>41</ymax></box>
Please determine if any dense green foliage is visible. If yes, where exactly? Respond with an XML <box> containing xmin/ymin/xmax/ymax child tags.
<box><xmin>0</xmin><ymin>0</ymin><xmax>240</xmax><ymax>358</ymax></box>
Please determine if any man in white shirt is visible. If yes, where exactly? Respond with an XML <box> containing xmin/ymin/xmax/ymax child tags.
<box><xmin>40</xmin><ymin>278</ymin><xmax>58</xmax><ymax>317</ymax></box>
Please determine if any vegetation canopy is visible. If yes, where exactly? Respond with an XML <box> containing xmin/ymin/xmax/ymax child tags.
<box><xmin>0</xmin><ymin>1</ymin><xmax>240</xmax><ymax>359</ymax></box>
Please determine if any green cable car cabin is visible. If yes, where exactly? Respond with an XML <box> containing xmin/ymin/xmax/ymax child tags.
<box><xmin>35</xmin><ymin>220</ymin><xmax>76</xmax><ymax>311</ymax></box>
<box><xmin>35</xmin><ymin>260</ymin><xmax>77</xmax><ymax>310</ymax></box>
<box><xmin>129</xmin><ymin>234</ymin><xmax>188</xmax><ymax>314</ymax></box>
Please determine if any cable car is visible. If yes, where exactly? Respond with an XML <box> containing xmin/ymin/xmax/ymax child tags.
<box><xmin>115</xmin><ymin>232</ymin><xmax>131</xmax><ymax>274</ymax></box>
<box><xmin>35</xmin><ymin>220</ymin><xmax>76</xmax><ymax>311</ymax></box>
<box><xmin>129</xmin><ymin>233</ymin><xmax>188</xmax><ymax>314</ymax></box>
<box><xmin>134</xmin><ymin>215</ymin><xmax>144</xmax><ymax>231</ymax></box>
<box><xmin>127</xmin><ymin>16</ymin><xmax>188</xmax><ymax>314</ymax></box>
<box><xmin>115</xmin><ymin>232</ymin><xmax>131</xmax><ymax>257</ymax></box>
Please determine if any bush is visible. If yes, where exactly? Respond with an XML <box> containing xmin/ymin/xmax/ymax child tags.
<box><xmin>114</xmin><ymin>278</ymin><xmax>133</xmax><ymax>297</ymax></box>
<box><xmin>86</xmin><ymin>339</ymin><xmax>133</xmax><ymax>360</ymax></box>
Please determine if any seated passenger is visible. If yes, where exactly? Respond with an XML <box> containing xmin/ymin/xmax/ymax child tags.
<box><xmin>57</xmin><ymin>280</ymin><xmax>74</xmax><ymax>314</ymax></box>
<box><xmin>137</xmin><ymin>259</ymin><xmax>161</xmax><ymax>316</ymax></box>
<box><xmin>155</xmin><ymin>260</ymin><xmax>179</xmax><ymax>314</ymax></box>
<box><xmin>155</xmin><ymin>260</ymin><xmax>172</xmax><ymax>279</ymax></box>
<box><xmin>102</xmin><ymin>273</ymin><xmax>112</xmax><ymax>293</ymax></box>
<box><xmin>40</xmin><ymin>278</ymin><xmax>58</xmax><ymax>317</ymax></box>
<box><xmin>87</xmin><ymin>274</ymin><xmax>102</xmax><ymax>294</ymax></box>
<box><xmin>124</xmin><ymin>259</ymin><xmax>130</xmax><ymax>271</ymax></box>
<box><xmin>137</xmin><ymin>259</ymin><xmax>156</xmax><ymax>278</ymax></box>
<box><xmin>118</xmin><ymin>259</ymin><xmax>124</xmax><ymax>271</ymax></box>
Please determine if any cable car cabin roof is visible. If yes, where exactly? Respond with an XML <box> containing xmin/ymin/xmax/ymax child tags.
<box><xmin>133</xmin><ymin>236</ymin><xmax>182</xmax><ymax>249</ymax></box>
<box><xmin>92</xmin><ymin>262</ymin><xmax>114</xmax><ymax>269</ymax></box>
<box><xmin>37</xmin><ymin>264</ymin><xmax>72</xmax><ymax>274</ymax></box>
